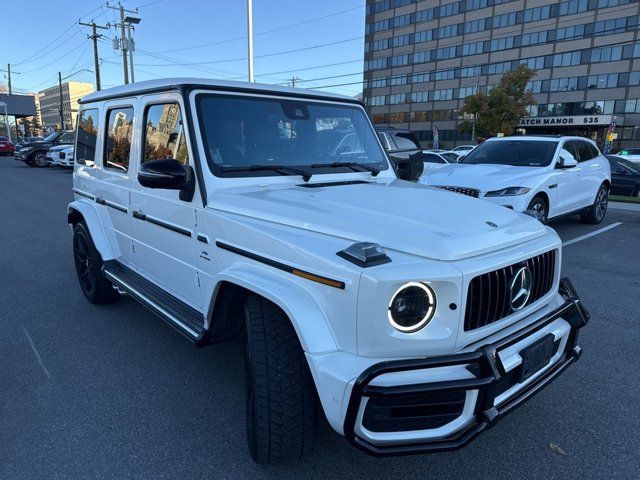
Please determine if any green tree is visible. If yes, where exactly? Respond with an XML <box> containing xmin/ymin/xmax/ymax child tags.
<box><xmin>459</xmin><ymin>65</ymin><xmax>536</xmax><ymax>140</ymax></box>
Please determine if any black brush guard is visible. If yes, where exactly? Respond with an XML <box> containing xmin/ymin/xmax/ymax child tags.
<box><xmin>343</xmin><ymin>277</ymin><xmax>589</xmax><ymax>456</ymax></box>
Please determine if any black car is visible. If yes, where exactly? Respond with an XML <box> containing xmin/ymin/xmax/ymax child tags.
<box><xmin>606</xmin><ymin>155</ymin><xmax>640</xmax><ymax>198</ymax></box>
<box><xmin>376</xmin><ymin>128</ymin><xmax>424</xmax><ymax>181</ymax></box>
<box><xmin>16</xmin><ymin>130</ymin><xmax>75</xmax><ymax>167</ymax></box>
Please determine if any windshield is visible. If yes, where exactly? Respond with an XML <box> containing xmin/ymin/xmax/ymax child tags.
<box><xmin>197</xmin><ymin>94</ymin><xmax>387</xmax><ymax>177</ymax></box>
<box><xmin>461</xmin><ymin>140</ymin><xmax>558</xmax><ymax>167</ymax></box>
<box><xmin>43</xmin><ymin>132</ymin><xmax>61</xmax><ymax>142</ymax></box>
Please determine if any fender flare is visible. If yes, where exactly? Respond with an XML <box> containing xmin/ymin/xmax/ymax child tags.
<box><xmin>67</xmin><ymin>200</ymin><xmax>120</xmax><ymax>261</ymax></box>
<box><xmin>210</xmin><ymin>263</ymin><xmax>338</xmax><ymax>354</ymax></box>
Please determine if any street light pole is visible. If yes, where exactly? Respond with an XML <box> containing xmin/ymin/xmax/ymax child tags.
<box><xmin>58</xmin><ymin>71</ymin><xmax>65</xmax><ymax>130</ymax></box>
<box><xmin>127</xmin><ymin>24</ymin><xmax>135</xmax><ymax>83</ymax></box>
<box><xmin>247</xmin><ymin>0</ymin><xmax>254</xmax><ymax>82</ymax></box>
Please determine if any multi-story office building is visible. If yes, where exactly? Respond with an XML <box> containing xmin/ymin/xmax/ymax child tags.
<box><xmin>363</xmin><ymin>0</ymin><xmax>640</xmax><ymax>149</ymax></box>
<box><xmin>38</xmin><ymin>81</ymin><xmax>94</xmax><ymax>132</ymax></box>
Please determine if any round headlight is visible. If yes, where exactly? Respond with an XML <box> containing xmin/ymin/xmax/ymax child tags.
<box><xmin>388</xmin><ymin>282</ymin><xmax>436</xmax><ymax>333</ymax></box>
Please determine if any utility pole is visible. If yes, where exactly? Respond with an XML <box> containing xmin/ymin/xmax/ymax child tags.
<box><xmin>288</xmin><ymin>76</ymin><xmax>302</xmax><ymax>87</ymax></box>
<box><xmin>58</xmin><ymin>71</ymin><xmax>64</xmax><ymax>130</ymax></box>
<box><xmin>247</xmin><ymin>0</ymin><xmax>254</xmax><ymax>82</ymax></box>
<box><xmin>78</xmin><ymin>20</ymin><xmax>109</xmax><ymax>91</ymax></box>
<box><xmin>107</xmin><ymin>2</ymin><xmax>141</xmax><ymax>85</ymax></box>
<box><xmin>7</xmin><ymin>64</ymin><xmax>11</xmax><ymax>94</ymax></box>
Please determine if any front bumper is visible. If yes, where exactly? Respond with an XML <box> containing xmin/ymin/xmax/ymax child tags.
<box><xmin>343</xmin><ymin>277</ymin><xmax>589</xmax><ymax>456</ymax></box>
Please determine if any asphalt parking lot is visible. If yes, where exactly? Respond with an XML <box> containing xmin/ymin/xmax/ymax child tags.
<box><xmin>1</xmin><ymin>157</ymin><xmax>638</xmax><ymax>480</ymax></box>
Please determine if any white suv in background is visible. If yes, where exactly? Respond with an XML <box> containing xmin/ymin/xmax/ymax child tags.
<box><xmin>422</xmin><ymin>136</ymin><xmax>611</xmax><ymax>224</ymax></box>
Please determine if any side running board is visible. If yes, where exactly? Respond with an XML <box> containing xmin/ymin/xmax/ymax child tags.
<box><xmin>102</xmin><ymin>260</ymin><xmax>207</xmax><ymax>345</ymax></box>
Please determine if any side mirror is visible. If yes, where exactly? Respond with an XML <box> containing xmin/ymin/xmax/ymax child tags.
<box><xmin>557</xmin><ymin>150</ymin><xmax>578</xmax><ymax>168</ymax></box>
<box><xmin>138</xmin><ymin>159</ymin><xmax>195</xmax><ymax>201</ymax></box>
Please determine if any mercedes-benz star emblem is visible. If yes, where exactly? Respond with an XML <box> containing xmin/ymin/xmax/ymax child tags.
<box><xmin>510</xmin><ymin>266</ymin><xmax>533</xmax><ymax>311</ymax></box>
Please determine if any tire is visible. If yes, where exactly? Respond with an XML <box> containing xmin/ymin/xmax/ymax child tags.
<box><xmin>72</xmin><ymin>223</ymin><xmax>119</xmax><ymax>304</ymax></box>
<box><xmin>526</xmin><ymin>195</ymin><xmax>548</xmax><ymax>224</ymax></box>
<box><xmin>31</xmin><ymin>151</ymin><xmax>48</xmax><ymax>168</ymax></box>
<box><xmin>581</xmin><ymin>184</ymin><xmax>609</xmax><ymax>225</ymax></box>
<box><xmin>243</xmin><ymin>295</ymin><xmax>316</xmax><ymax>464</ymax></box>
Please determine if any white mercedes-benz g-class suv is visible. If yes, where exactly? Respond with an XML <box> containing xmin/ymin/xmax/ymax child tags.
<box><xmin>69</xmin><ymin>79</ymin><xmax>589</xmax><ymax>464</ymax></box>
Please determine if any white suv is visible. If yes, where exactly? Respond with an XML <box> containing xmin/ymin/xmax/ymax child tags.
<box><xmin>68</xmin><ymin>79</ymin><xmax>589</xmax><ymax>464</ymax></box>
<box><xmin>422</xmin><ymin>136</ymin><xmax>611</xmax><ymax>224</ymax></box>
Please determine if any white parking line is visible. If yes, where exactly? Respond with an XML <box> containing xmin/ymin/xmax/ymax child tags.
<box><xmin>562</xmin><ymin>222</ymin><xmax>623</xmax><ymax>246</ymax></box>
<box><xmin>22</xmin><ymin>325</ymin><xmax>51</xmax><ymax>379</ymax></box>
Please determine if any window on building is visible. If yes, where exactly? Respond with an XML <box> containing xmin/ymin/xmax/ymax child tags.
<box><xmin>104</xmin><ymin>107</ymin><xmax>134</xmax><ymax>172</ymax></box>
<box><xmin>76</xmin><ymin>108</ymin><xmax>100</xmax><ymax>167</ymax></box>
<box><xmin>143</xmin><ymin>103</ymin><xmax>189</xmax><ymax>165</ymax></box>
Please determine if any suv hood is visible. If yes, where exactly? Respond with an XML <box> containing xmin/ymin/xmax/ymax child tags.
<box><xmin>21</xmin><ymin>141</ymin><xmax>53</xmax><ymax>149</ymax></box>
<box><xmin>424</xmin><ymin>164</ymin><xmax>545</xmax><ymax>192</ymax></box>
<box><xmin>210</xmin><ymin>179</ymin><xmax>548</xmax><ymax>261</ymax></box>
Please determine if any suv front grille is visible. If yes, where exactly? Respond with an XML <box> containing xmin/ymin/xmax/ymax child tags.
<box><xmin>436</xmin><ymin>186</ymin><xmax>480</xmax><ymax>198</ymax></box>
<box><xmin>464</xmin><ymin>250</ymin><xmax>556</xmax><ymax>331</ymax></box>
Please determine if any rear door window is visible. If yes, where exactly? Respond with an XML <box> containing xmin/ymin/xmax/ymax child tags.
<box><xmin>104</xmin><ymin>107</ymin><xmax>134</xmax><ymax>172</ymax></box>
<box><xmin>575</xmin><ymin>141</ymin><xmax>595</xmax><ymax>162</ymax></box>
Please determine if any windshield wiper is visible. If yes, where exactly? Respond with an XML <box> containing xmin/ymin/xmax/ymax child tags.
<box><xmin>221</xmin><ymin>164</ymin><xmax>312</xmax><ymax>182</ymax></box>
<box><xmin>310</xmin><ymin>162</ymin><xmax>380</xmax><ymax>176</ymax></box>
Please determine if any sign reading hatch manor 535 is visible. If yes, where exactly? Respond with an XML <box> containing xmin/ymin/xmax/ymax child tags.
<box><xmin>518</xmin><ymin>115</ymin><xmax>614</xmax><ymax>127</ymax></box>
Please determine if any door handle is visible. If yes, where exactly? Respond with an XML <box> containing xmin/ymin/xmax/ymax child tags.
<box><xmin>132</xmin><ymin>210</ymin><xmax>146</xmax><ymax>221</ymax></box>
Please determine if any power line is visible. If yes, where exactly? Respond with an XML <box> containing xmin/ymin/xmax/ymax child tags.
<box><xmin>152</xmin><ymin>4</ymin><xmax>365</xmax><ymax>55</ymax></box>
<box><xmin>129</xmin><ymin>35</ymin><xmax>363</xmax><ymax>67</ymax></box>
<box><xmin>19</xmin><ymin>40</ymin><xmax>88</xmax><ymax>74</ymax></box>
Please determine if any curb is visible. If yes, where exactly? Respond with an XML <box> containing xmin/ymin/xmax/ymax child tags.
<box><xmin>609</xmin><ymin>201</ymin><xmax>640</xmax><ymax>212</ymax></box>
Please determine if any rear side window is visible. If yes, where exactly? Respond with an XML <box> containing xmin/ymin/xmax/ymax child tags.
<box><xmin>142</xmin><ymin>103</ymin><xmax>189</xmax><ymax>165</ymax></box>
<box><xmin>76</xmin><ymin>109</ymin><xmax>100</xmax><ymax>166</ymax></box>
<box><xmin>104</xmin><ymin>107</ymin><xmax>134</xmax><ymax>172</ymax></box>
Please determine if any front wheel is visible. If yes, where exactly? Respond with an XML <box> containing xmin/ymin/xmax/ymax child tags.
<box><xmin>243</xmin><ymin>295</ymin><xmax>316</xmax><ymax>464</ymax></box>
<box><xmin>581</xmin><ymin>185</ymin><xmax>609</xmax><ymax>224</ymax></box>
<box><xmin>31</xmin><ymin>151</ymin><xmax>48</xmax><ymax>167</ymax></box>
<box><xmin>527</xmin><ymin>196</ymin><xmax>548</xmax><ymax>224</ymax></box>
<box><xmin>73</xmin><ymin>223</ymin><xmax>119</xmax><ymax>304</ymax></box>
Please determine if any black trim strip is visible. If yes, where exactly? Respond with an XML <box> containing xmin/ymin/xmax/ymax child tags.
<box><xmin>146</xmin><ymin>215</ymin><xmax>192</xmax><ymax>237</ymax></box>
<box><xmin>132</xmin><ymin>210</ymin><xmax>146</xmax><ymax>220</ymax></box>
<box><xmin>72</xmin><ymin>188</ymin><xmax>95</xmax><ymax>200</ymax></box>
<box><xmin>104</xmin><ymin>199</ymin><xmax>128</xmax><ymax>213</ymax></box>
<box><xmin>216</xmin><ymin>241</ymin><xmax>345</xmax><ymax>289</ymax></box>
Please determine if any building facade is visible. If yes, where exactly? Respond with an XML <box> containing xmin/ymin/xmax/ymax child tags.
<box><xmin>38</xmin><ymin>81</ymin><xmax>94</xmax><ymax>132</ymax></box>
<box><xmin>363</xmin><ymin>0</ymin><xmax>640</xmax><ymax>149</ymax></box>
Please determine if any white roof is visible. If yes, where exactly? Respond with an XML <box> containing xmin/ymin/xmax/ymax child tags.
<box><xmin>486</xmin><ymin>135</ymin><xmax>593</xmax><ymax>142</ymax></box>
<box><xmin>79</xmin><ymin>77</ymin><xmax>357</xmax><ymax>104</ymax></box>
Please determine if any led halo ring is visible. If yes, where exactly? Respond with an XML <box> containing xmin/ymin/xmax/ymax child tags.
<box><xmin>387</xmin><ymin>281</ymin><xmax>437</xmax><ymax>333</ymax></box>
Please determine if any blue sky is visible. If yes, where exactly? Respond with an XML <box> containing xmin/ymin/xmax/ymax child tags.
<box><xmin>3</xmin><ymin>0</ymin><xmax>365</xmax><ymax>97</ymax></box>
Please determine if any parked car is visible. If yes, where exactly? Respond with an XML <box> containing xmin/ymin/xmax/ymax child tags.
<box><xmin>68</xmin><ymin>79</ymin><xmax>589</xmax><ymax>464</ymax></box>
<box><xmin>15</xmin><ymin>130</ymin><xmax>75</xmax><ymax>167</ymax></box>
<box><xmin>452</xmin><ymin>145</ymin><xmax>476</xmax><ymax>153</ymax></box>
<box><xmin>0</xmin><ymin>136</ymin><xmax>15</xmax><ymax>155</ymax></box>
<box><xmin>418</xmin><ymin>151</ymin><xmax>459</xmax><ymax>179</ymax></box>
<box><xmin>606</xmin><ymin>155</ymin><xmax>640</xmax><ymax>197</ymax></box>
<box><xmin>424</xmin><ymin>136</ymin><xmax>611</xmax><ymax>224</ymax></box>
<box><xmin>614</xmin><ymin>147</ymin><xmax>640</xmax><ymax>164</ymax></box>
<box><xmin>441</xmin><ymin>150</ymin><xmax>464</xmax><ymax>162</ymax></box>
<box><xmin>45</xmin><ymin>145</ymin><xmax>74</xmax><ymax>167</ymax></box>
<box><xmin>57</xmin><ymin>146</ymin><xmax>75</xmax><ymax>168</ymax></box>
<box><xmin>376</xmin><ymin>127</ymin><xmax>424</xmax><ymax>180</ymax></box>
<box><xmin>44</xmin><ymin>145</ymin><xmax>70</xmax><ymax>167</ymax></box>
